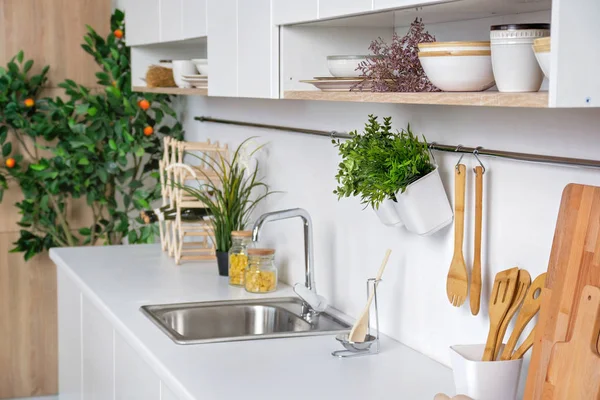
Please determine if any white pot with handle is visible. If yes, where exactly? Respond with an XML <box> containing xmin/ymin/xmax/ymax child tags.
<box><xmin>393</xmin><ymin>167</ymin><xmax>453</xmax><ymax>236</ymax></box>
<box><xmin>373</xmin><ymin>198</ymin><xmax>404</xmax><ymax>227</ymax></box>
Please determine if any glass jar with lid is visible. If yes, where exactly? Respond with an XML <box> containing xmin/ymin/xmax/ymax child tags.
<box><xmin>228</xmin><ymin>231</ymin><xmax>253</xmax><ymax>287</ymax></box>
<box><xmin>245</xmin><ymin>248</ymin><xmax>277</xmax><ymax>294</ymax></box>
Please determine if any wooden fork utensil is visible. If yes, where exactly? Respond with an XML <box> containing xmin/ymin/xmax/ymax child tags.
<box><xmin>447</xmin><ymin>164</ymin><xmax>468</xmax><ymax>307</ymax></box>
<box><xmin>470</xmin><ymin>166</ymin><xmax>484</xmax><ymax>316</ymax></box>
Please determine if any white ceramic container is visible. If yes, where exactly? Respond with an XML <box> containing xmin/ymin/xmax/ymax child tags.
<box><xmin>534</xmin><ymin>51</ymin><xmax>550</xmax><ymax>79</ymax></box>
<box><xmin>326</xmin><ymin>55</ymin><xmax>370</xmax><ymax>78</ymax></box>
<box><xmin>191</xmin><ymin>59</ymin><xmax>209</xmax><ymax>76</ymax></box>
<box><xmin>450</xmin><ymin>344</ymin><xmax>523</xmax><ymax>400</ymax></box>
<box><xmin>374</xmin><ymin>198</ymin><xmax>404</xmax><ymax>227</ymax></box>
<box><xmin>490</xmin><ymin>24</ymin><xmax>550</xmax><ymax>92</ymax></box>
<box><xmin>172</xmin><ymin>60</ymin><xmax>197</xmax><ymax>88</ymax></box>
<box><xmin>418</xmin><ymin>41</ymin><xmax>490</xmax><ymax>53</ymax></box>
<box><xmin>393</xmin><ymin>167</ymin><xmax>453</xmax><ymax>236</ymax></box>
<box><xmin>419</xmin><ymin>50</ymin><xmax>495</xmax><ymax>92</ymax></box>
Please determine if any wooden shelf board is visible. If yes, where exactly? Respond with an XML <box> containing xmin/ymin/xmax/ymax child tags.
<box><xmin>133</xmin><ymin>86</ymin><xmax>208</xmax><ymax>96</ymax></box>
<box><xmin>284</xmin><ymin>91</ymin><xmax>549</xmax><ymax>108</ymax></box>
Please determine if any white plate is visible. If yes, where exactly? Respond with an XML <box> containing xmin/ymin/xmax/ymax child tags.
<box><xmin>300</xmin><ymin>78</ymin><xmax>372</xmax><ymax>92</ymax></box>
<box><xmin>182</xmin><ymin>77</ymin><xmax>209</xmax><ymax>84</ymax></box>
<box><xmin>182</xmin><ymin>74</ymin><xmax>208</xmax><ymax>79</ymax></box>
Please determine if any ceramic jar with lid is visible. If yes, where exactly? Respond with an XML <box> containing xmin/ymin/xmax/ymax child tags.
<box><xmin>228</xmin><ymin>231</ymin><xmax>253</xmax><ymax>287</ymax></box>
<box><xmin>490</xmin><ymin>24</ymin><xmax>550</xmax><ymax>92</ymax></box>
<box><xmin>245</xmin><ymin>248</ymin><xmax>277</xmax><ymax>294</ymax></box>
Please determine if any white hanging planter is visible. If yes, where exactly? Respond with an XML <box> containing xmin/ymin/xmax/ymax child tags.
<box><xmin>393</xmin><ymin>167</ymin><xmax>453</xmax><ymax>236</ymax></box>
<box><xmin>373</xmin><ymin>198</ymin><xmax>404</xmax><ymax>227</ymax></box>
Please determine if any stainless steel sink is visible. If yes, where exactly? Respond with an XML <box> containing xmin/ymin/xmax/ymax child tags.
<box><xmin>141</xmin><ymin>297</ymin><xmax>351</xmax><ymax>344</ymax></box>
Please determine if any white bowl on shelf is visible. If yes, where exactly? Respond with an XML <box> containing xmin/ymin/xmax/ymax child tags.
<box><xmin>533</xmin><ymin>37</ymin><xmax>551</xmax><ymax>79</ymax></box>
<box><xmin>191</xmin><ymin>59</ymin><xmax>209</xmax><ymax>76</ymax></box>
<box><xmin>326</xmin><ymin>55</ymin><xmax>371</xmax><ymax>78</ymax></box>
<box><xmin>172</xmin><ymin>60</ymin><xmax>197</xmax><ymax>88</ymax></box>
<box><xmin>419</xmin><ymin>50</ymin><xmax>495</xmax><ymax>92</ymax></box>
<box><xmin>418</xmin><ymin>41</ymin><xmax>490</xmax><ymax>53</ymax></box>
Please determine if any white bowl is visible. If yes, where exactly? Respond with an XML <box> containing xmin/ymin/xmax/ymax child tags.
<box><xmin>172</xmin><ymin>60</ymin><xmax>197</xmax><ymax>88</ymax></box>
<box><xmin>419</xmin><ymin>50</ymin><xmax>495</xmax><ymax>92</ymax></box>
<box><xmin>326</xmin><ymin>55</ymin><xmax>370</xmax><ymax>78</ymax></box>
<box><xmin>534</xmin><ymin>49</ymin><xmax>550</xmax><ymax>79</ymax></box>
<box><xmin>191</xmin><ymin>59</ymin><xmax>209</xmax><ymax>76</ymax></box>
<box><xmin>419</xmin><ymin>41</ymin><xmax>490</xmax><ymax>53</ymax></box>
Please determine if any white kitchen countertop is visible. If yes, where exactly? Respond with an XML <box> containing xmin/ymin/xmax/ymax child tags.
<box><xmin>51</xmin><ymin>244</ymin><xmax>455</xmax><ymax>400</ymax></box>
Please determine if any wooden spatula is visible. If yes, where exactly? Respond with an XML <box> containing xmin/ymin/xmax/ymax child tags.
<box><xmin>447</xmin><ymin>164</ymin><xmax>468</xmax><ymax>307</ymax></box>
<box><xmin>348</xmin><ymin>249</ymin><xmax>392</xmax><ymax>343</ymax></box>
<box><xmin>493</xmin><ymin>269</ymin><xmax>531</xmax><ymax>360</ymax></box>
<box><xmin>500</xmin><ymin>273</ymin><xmax>546</xmax><ymax>361</ymax></box>
<box><xmin>470</xmin><ymin>166</ymin><xmax>484</xmax><ymax>316</ymax></box>
<box><xmin>542</xmin><ymin>285</ymin><xmax>600</xmax><ymax>399</ymax></box>
<box><xmin>482</xmin><ymin>267</ymin><xmax>519</xmax><ymax>361</ymax></box>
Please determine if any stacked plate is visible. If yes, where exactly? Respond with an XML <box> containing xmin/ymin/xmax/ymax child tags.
<box><xmin>300</xmin><ymin>77</ymin><xmax>370</xmax><ymax>92</ymax></box>
<box><xmin>182</xmin><ymin>74</ymin><xmax>208</xmax><ymax>89</ymax></box>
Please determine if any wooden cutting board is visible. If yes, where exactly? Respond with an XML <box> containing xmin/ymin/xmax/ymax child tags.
<box><xmin>542</xmin><ymin>285</ymin><xmax>600</xmax><ymax>399</ymax></box>
<box><xmin>525</xmin><ymin>184</ymin><xmax>600</xmax><ymax>400</ymax></box>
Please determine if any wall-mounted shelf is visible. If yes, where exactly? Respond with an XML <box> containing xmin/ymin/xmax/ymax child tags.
<box><xmin>284</xmin><ymin>91</ymin><xmax>549</xmax><ymax>108</ymax></box>
<box><xmin>133</xmin><ymin>86</ymin><xmax>208</xmax><ymax>96</ymax></box>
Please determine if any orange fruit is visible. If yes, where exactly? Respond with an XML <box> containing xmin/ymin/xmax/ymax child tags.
<box><xmin>138</xmin><ymin>99</ymin><xmax>150</xmax><ymax>111</ymax></box>
<box><xmin>114</xmin><ymin>29</ymin><xmax>124</xmax><ymax>39</ymax></box>
<box><xmin>5</xmin><ymin>158</ymin><xmax>15</xmax><ymax>169</ymax></box>
<box><xmin>143</xmin><ymin>126</ymin><xmax>154</xmax><ymax>136</ymax></box>
<box><xmin>24</xmin><ymin>98</ymin><xmax>35</xmax><ymax>108</ymax></box>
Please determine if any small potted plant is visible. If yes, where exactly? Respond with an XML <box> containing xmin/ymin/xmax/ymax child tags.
<box><xmin>179</xmin><ymin>138</ymin><xmax>275</xmax><ymax>276</ymax></box>
<box><xmin>334</xmin><ymin>115</ymin><xmax>452</xmax><ymax>235</ymax></box>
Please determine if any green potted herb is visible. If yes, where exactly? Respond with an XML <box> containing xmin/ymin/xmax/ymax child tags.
<box><xmin>178</xmin><ymin>137</ymin><xmax>275</xmax><ymax>276</ymax></box>
<box><xmin>334</xmin><ymin>115</ymin><xmax>452</xmax><ymax>235</ymax></box>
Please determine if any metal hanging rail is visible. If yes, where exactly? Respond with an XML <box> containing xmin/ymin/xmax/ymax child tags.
<box><xmin>195</xmin><ymin>116</ymin><xmax>600</xmax><ymax>169</ymax></box>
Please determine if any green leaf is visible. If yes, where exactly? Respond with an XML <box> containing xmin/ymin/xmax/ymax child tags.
<box><xmin>75</xmin><ymin>104</ymin><xmax>89</xmax><ymax>115</ymax></box>
<box><xmin>0</xmin><ymin>127</ymin><xmax>7</xmax><ymax>145</ymax></box>
<box><xmin>135</xmin><ymin>147</ymin><xmax>145</xmax><ymax>157</ymax></box>
<box><xmin>78</xmin><ymin>157</ymin><xmax>90</xmax><ymax>166</ymax></box>
<box><xmin>78</xmin><ymin>228</ymin><xmax>91</xmax><ymax>236</ymax></box>
<box><xmin>2</xmin><ymin>142</ymin><xmax>12</xmax><ymax>157</ymax></box>
<box><xmin>87</xmin><ymin>107</ymin><xmax>98</xmax><ymax>116</ymax></box>
<box><xmin>30</xmin><ymin>163</ymin><xmax>47</xmax><ymax>171</ymax></box>
<box><xmin>127</xmin><ymin>230</ymin><xmax>137</xmax><ymax>244</ymax></box>
<box><xmin>23</xmin><ymin>59</ymin><xmax>33</xmax><ymax>73</ymax></box>
<box><xmin>17</xmin><ymin>51</ymin><xmax>24</xmax><ymax>63</ymax></box>
<box><xmin>109</xmin><ymin>139</ymin><xmax>117</xmax><ymax>150</ymax></box>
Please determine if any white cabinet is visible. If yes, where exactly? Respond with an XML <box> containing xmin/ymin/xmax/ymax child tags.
<box><xmin>183</xmin><ymin>0</ymin><xmax>208</xmax><ymax>39</ymax></box>
<box><xmin>82</xmin><ymin>297</ymin><xmax>114</xmax><ymax>399</ymax></box>
<box><xmin>272</xmin><ymin>0</ymin><xmax>318</xmax><ymax>25</ymax></box>
<box><xmin>373</xmin><ymin>0</ymin><xmax>450</xmax><ymax>11</ymax></box>
<box><xmin>125</xmin><ymin>0</ymin><xmax>161</xmax><ymax>45</ymax></box>
<box><xmin>58</xmin><ymin>268</ymin><xmax>82</xmax><ymax>400</ymax></box>
<box><xmin>208</xmin><ymin>0</ymin><xmax>279</xmax><ymax>99</ymax></box>
<box><xmin>319</xmin><ymin>0</ymin><xmax>372</xmax><ymax>19</ymax></box>
<box><xmin>115</xmin><ymin>333</ymin><xmax>161</xmax><ymax>400</ymax></box>
<box><xmin>161</xmin><ymin>383</ymin><xmax>180</xmax><ymax>400</ymax></box>
<box><xmin>160</xmin><ymin>0</ymin><xmax>183</xmax><ymax>42</ymax></box>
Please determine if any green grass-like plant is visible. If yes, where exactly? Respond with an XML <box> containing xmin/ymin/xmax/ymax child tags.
<box><xmin>333</xmin><ymin>115</ymin><xmax>434</xmax><ymax>209</ymax></box>
<box><xmin>178</xmin><ymin>137</ymin><xmax>275</xmax><ymax>252</ymax></box>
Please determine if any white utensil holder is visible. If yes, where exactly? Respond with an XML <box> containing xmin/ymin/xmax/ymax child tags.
<box><xmin>393</xmin><ymin>167</ymin><xmax>453</xmax><ymax>236</ymax></box>
<box><xmin>374</xmin><ymin>198</ymin><xmax>404</xmax><ymax>227</ymax></box>
<box><xmin>450</xmin><ymin>344</ymin><xmax>523</xmax><ymax>400</ymax></box>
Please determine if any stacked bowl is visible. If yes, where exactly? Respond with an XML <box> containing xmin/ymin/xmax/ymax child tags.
<box><xmin>532</xmin><ymin>37</ymin><xmax>551</xmax><ymax>79</ymax></box>
<box><xmin>418</xmin><ymin>41</ymin><xmax>495</xmax><ymax>92</ymax></box>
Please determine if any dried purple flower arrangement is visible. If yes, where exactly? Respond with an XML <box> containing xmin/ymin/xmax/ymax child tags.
<box><xmin>353</xmin><ymin>18</ymin><xmax>440</xmax><ymax>92</ymax></box>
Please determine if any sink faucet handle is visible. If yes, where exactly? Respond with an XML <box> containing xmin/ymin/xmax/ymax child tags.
<box><xmin>294</xmin><ymin>283</ymin><xmax>328</xmax><ymax>312</ymax></box>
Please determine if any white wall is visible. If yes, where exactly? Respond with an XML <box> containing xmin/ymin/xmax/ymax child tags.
<box><xmin>183</xmin><ymin>95</ymin><xmax>600</xmax><ymax>394</ymax></box>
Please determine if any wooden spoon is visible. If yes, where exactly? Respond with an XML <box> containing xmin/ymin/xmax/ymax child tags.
<box><xmin>470</xmin><ymin>166</ymin><xmax>483</xmax><ymax>316</ymax></box>
<box><xmin>511</xmin><ymin>324</ymin><xmax>537</xmax><ymax>360</ymax></box>
<box><xmin>493</xmin><ymin>269</ymin><xmax>531</xmax><ymax>360</ymax></box>
<box><xmin>348</xmin><ymin>249</ymin><xmax>392</xmax><ymax>343</ymax></box>
<box><xmin>447</xmin><ymin>164</ymin><xmax>468</xmax><ymax>307</ymax></box>
<box><xmin>500</xmin><ymin>272</ymin><xmax>546</xmax><ymax>361</ymax></box>
<box><xmin>482</xmin><ymin>267</ymin><xmax>519</xmax><ymax>361</ymax></box>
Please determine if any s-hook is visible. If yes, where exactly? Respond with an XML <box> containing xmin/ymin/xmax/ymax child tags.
<box><xmin>429</xmin><ymin>142</ymin><xmax>438</xmax><ymax>165</ymax></box>
<box><xmin>455</xmin><ymin>145</ymin><xmax>465</xmax><ymax>173</ymax></box>
<box><xmin>473</xmin><ymin>147</ymin><xmax>486</xmax><ymax>174</ymax></box>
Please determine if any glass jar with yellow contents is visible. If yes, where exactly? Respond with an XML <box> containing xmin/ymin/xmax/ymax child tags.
<box><xmin>228</xmin><ymin>231</ymin><xmax>253</xmax><ymax>287</ymax></box>
<box><xmin>245</xmin><ymin>249</ymin><xmax>277</xmax><ymax>294</ymax></box>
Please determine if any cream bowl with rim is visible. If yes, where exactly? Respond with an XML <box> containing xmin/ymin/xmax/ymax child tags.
<box><xmin>418</xmin><ymin>41</ymin><xmax>490</xmax><ymax>53</ymax></box>
<box><xmin>419</xmin><ymin>49</ymin><xmax>495</xmax><ymax>92</ymax></box>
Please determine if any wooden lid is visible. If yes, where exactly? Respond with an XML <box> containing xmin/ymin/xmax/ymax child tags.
<box><xmin>418</xmin><ymin>41</ymin><xmax>490</xmax><ymax>49</ymax></box>
<box><xmin>248</xmin><ymin>248</ymin><xmax>275</xmax><ymax>256</ymax></box>
<box><xmin>231</xmin><ymin>231</ymin><xmax>253</xmax><ymax>238</ymax></box>
<box><xmin>418</xmin><ymin>50</ymin><xmax>491</xmax><ymax>57</ymax></box>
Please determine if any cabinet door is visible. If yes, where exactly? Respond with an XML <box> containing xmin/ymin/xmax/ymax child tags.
<box><xmin>125</xmin><ymin>0</ymin><xmax>160</xmax><ymax>45</ymax></box>
<box><xmin>82</xmin><ymin>297</ymin><xmax>114</xmax><ymax>400</ymax></box>
<box><xmin>115</xmin><ymin>333</ymin><xmax>161</xmax><ymax>400</ymax></box>
<box><xmin>238</xmin><ymin>0</ymin><xmax>278</xmax><ymax>98</ymax></box>
<box><xmin>161</xmin><ymin>383</ymin><xmax>179</xmax><ymax>400</ymax></box>
<box><xmin>58</xmin><ymin>268</ymin><xmax>82</xmax><ymax>400</ymax></box>
<box><xmin>160</xmin><ymin>0</ymin><xmax>183</xmax><ymax>42</ymax></box>
<box><xmin>272</xmin><ymin>0</ymin><xmax>318</xmax><ymax>25</ymax></box>
<box><xmin>182</xmin><ymin>0</ymin><xmax>207</xmax><ymax>38</ymax></box>
<box><xmin>207</xmin><ymin>0</ymin><xmax>238</xmax><ymax>97</ymax></box>
<box><xmin>319</xmin><ymin>0</ymin><xmax>372</xmax><ymax>19</ymax></box>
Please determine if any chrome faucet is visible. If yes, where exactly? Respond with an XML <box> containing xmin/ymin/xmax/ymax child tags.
<box><xmin>252</xmin><ymin>208</ymin><xmax>316</xmax><ymax>294</ymax></box>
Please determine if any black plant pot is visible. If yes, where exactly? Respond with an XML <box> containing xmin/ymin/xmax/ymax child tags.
<box><xmin>216</xmin><ymin>251</ymin><xmax>229</xmax><ymax>277</ymax></box>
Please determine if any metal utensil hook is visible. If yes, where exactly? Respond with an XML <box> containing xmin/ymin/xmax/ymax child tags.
<box><xmin>428</xmin><ymin>142</ymin><xmax>438</xmax><ymax>166</ymax></box>
<box><xmin>473</xmin><ymin>147</ymin><xmax>486</xmax><ymax>174</ymax></box>
<box><xmin>455</xmin><ymin>145</ymin><xmax>465</xmax><ymax>172</ymax></box>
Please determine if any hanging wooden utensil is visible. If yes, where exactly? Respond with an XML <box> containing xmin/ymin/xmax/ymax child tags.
<box><xmin>525</xmin><ymin>184</ymin><xmax>600</xmax><ymax>400</ymax></box>
<box><xmin>493</xmin><ymin>269</ymin><xmax>531</xmax><ymax>360</ymax></box>
<box><xmin>470</xmin><ymin>166</ymin><xmax>484</xmax><ymax>316</ymax></box>
<box><xmin>542</xmin><ymin>285</ymin><xmax>600</xmax><ymax>400</ymax></box>
<box><xmin>447</xmin><ymin>164</ymin><xmax>468</xmax><ymax>307</ymax></box>
<box><xmin>482</xmin><ymin>267</ymin><xmax>519</xmax><ymax>361</ymax></box>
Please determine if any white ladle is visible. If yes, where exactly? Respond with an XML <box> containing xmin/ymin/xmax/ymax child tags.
<box><xmin>348</xmin><ymin>249</ymin><xmax>392</xmax><ymax>343</ymax></box>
